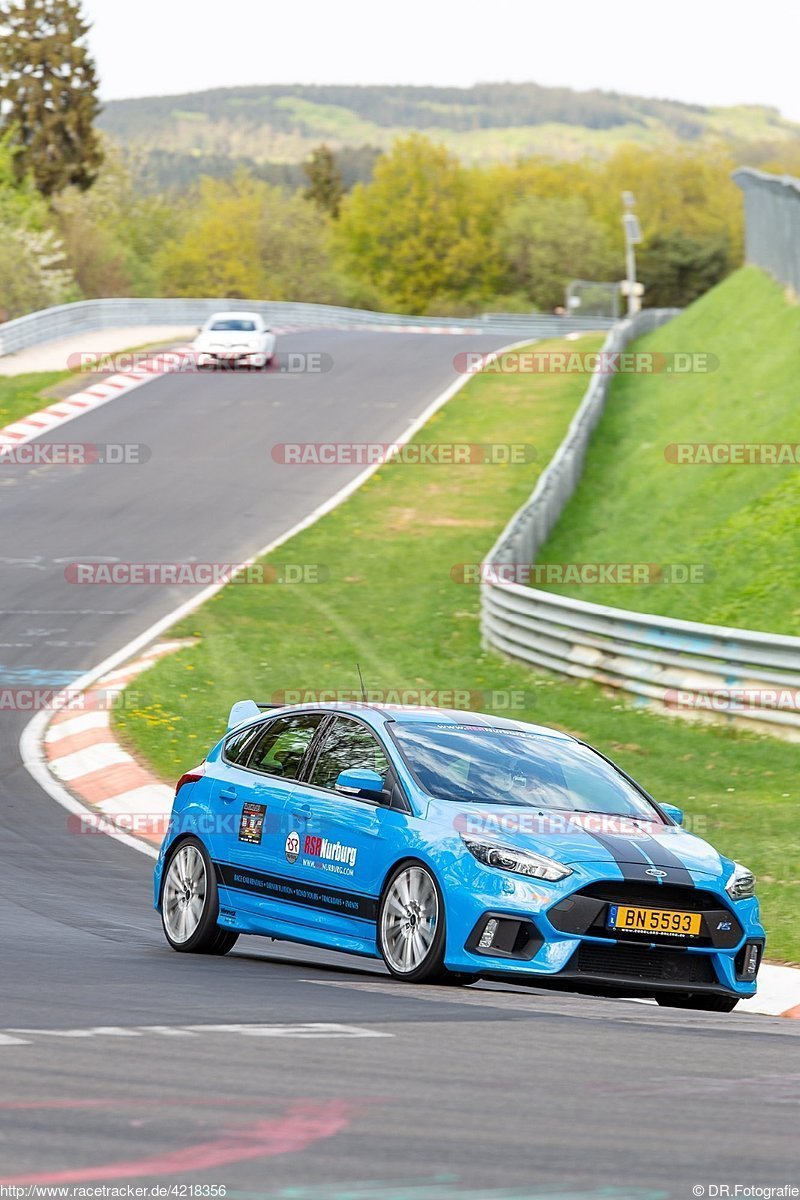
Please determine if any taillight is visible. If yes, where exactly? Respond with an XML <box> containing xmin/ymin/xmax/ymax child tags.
<box><xmin>175</xmin><ymin>762</ymin><xmax>206</xmax><ymax>796</ymax></box>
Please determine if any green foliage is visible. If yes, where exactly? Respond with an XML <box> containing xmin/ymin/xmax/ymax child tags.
<box><xmin>53</xmin><ymin>144</ymin><xmax>180</xmax><ymax>297</ymax></box>
<box><xmin>639</xmin><ymin>229</ymin><xmax>732</xmax><ymax>307</ymax></box>
<box><xmin>499</xmin><ymin>195</ymin><xmax>617</xmax><ymax>310</ymax></box>
<box><xmin>0</xmin><ymin>132</ymin><xmax>74</xmax><ymax>318</ymax></box>
<box><xmin>155</xmin><ymin>172</ymin><xmax>343</xmax><ymax>302</ymax></box>
<box><xmin>303</xmin><ymin>144</ymin><xmax>344</xmax><ymax>218</ymax></box>
<box><xmin>0</xmin><ymin>0</ymin><xmax>103</xmax><ymax>197</ymax></box>
<box><xmin>334</xmin><ymin>135</ymin><xmax>502</xmax><ymax>313</ymax></box>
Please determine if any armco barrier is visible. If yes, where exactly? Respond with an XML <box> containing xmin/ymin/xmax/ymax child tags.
<box><xmin>480</xmin><ymin>309</ymin><xmax>800</xmax><ymax>738</ymax></box>
<box><xmin>0</xmin><ymin>297</ymin><xmax>614</xmax><ymax>357</ymax></box>
<box><xmin>733</xmin><ymin>167</ymin><xmax>800</xmax><ymax>296</ymax></box>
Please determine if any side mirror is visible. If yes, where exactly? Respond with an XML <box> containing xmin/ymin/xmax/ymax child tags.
<box><xmin>660</xmin><ymin>803</ymin><xmax>684</xmax><ymax>826</ymax></box>
<box><xmin>336</xmin><ymin>768</ymin><xmax>385</xmax><ymax>797</ymax></box>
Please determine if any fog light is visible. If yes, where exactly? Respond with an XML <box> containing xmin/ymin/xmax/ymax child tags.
<box><xmin>743</xmin><ymin>943</ymin><xmax>761</xmax><ymax>978</ymax></box>
<box><xmin>478</xmin><ymin>918</ymin><xmax>499</xmax><ymax>949</ymax></box>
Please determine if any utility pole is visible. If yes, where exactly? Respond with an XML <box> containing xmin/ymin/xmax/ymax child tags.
<box><xmin>621</xmin><ymin>191</ymin><xmax>643</xmax><ymax>316</ymax></box>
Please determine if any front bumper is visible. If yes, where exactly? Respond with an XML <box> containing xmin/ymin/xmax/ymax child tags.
<box><xmin>196</xmin><ymin>349</ymin><xmax>267</xmax><ymax>368</ymax></box>
<box><xmin>440</xmin><ymin>858</ymin><xmax>766</xmax><ymax>999</ymax></box>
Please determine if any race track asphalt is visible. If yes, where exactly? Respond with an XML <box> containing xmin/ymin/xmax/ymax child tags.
<box><xmin>0</xmin><ymin>330</ymin><xmax>796</xmax><ymax>1194</ymax></box>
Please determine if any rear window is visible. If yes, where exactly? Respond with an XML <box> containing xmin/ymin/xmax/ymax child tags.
<box><xmin>209</xmin><ymin>319</ymin><xmax>257</xmax><ymax>332</ymax></box>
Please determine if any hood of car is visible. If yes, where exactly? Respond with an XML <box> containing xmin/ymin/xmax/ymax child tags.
<box><xmin>196</xmin><ymin>331</ymin><xmax>261</xmax><ymax>347</ymax></box>
<box><xmin>443</xmin><ymin>804</ymin><xmax>727</xmax><ymax>880</ymax></box>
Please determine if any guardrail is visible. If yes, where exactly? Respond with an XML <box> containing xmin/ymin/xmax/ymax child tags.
<box><xmin>733</xmin><ymin>167</ymin><xmax>800</xmax><ymax>296</ymax></box>
<box><xmin>481</xmin><ymin>309</ymin><xmax>800</xmax><ymax>738</ymax></box>
<box><xmin>0</xmin><ymin>297</ymin><xmax>614</xmax><ymax>358</ymax></box>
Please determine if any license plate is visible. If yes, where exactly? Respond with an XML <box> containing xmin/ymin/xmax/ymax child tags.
<box><xmin>607</xmin><ymin>904</ymin><xmax>702</xmax><ymax>937</ymax></box>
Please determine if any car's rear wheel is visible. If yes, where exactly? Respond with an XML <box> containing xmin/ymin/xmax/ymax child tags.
<box><xmin>656</xmin><ymin>992</ymin><xmax>739</xmax><ymax>1012</ymax></box>
<box><xmin>378</xmin><ymin>862</ymin><xmax>468</xmax><ymax>984</ymax></box>
<box><xmin>161</xmin><ymin>837</ymin><xmax>238</xmax><ymax>955</ymax></box>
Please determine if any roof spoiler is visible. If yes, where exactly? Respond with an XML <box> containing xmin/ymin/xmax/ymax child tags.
<box><xmin>226</xmin><ymin>699</ymin><xmax>283</xmax><ymax>732</ymax></box>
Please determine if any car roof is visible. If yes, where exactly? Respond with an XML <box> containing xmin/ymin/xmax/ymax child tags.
<box><xmin>232</xmin><ymin>701</ymin><xmax>573</xmax><ymax>742</ymax></box>
<box><xmin>207</xmin><ymin>311</ymin><xmax>262</xmax><ymax>322</ymax></box>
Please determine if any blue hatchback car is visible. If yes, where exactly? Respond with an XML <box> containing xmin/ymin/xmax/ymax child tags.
<box><xmin>154</xmin><ymin>702</ymin><xmax>765</xmax><ymax>1011</ymax></box>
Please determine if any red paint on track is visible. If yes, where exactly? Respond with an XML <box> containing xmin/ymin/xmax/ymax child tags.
<box><xmin>0</xmin><ymin>1099</ymin><xmax>358</xmax><ymax>1184</ymax></box>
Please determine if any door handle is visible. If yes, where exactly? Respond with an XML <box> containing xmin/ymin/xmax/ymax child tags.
<box><xmin>292</xmin><ymin>803</ymin><xmax>312</xmax><ymax>821</ymax></box>
<box><xmin>219</xmin><ymin>787</ymin><xmax>238</xmax><ymax>803</ymax></box>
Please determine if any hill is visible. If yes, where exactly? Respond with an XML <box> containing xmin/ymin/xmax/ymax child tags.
<box><xmin>537</xmin><ymin>266</ymin><xmax>800</xmax><ymax>635</ymax></box>
<box><xmin>98</xmin><ymin>82</ymin><xmax>800</xmax><ymax>188</ymax></box>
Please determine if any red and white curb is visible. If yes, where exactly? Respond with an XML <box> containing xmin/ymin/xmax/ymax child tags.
<box><xmin>0</xmin><ymin>347</ymin><xmax>196</xmax><ymax>448</ymax></box>
<box><xmin>43</xmin><ymin>641</ymin><xmax>191</xmax><ymax>850</ymax></box>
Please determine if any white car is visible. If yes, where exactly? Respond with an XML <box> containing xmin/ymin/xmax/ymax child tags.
<box><xmin>193</xmin><ymin>312</ymin><xmax>277</xmax><ymax>369</ymax></box>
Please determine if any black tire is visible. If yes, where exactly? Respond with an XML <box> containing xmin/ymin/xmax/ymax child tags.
<box><xmin>161</xmin><ymin>836</ymin><xmax>239</xmax><ymax>956</ymax></box>
<box><xmin>377</xmin><ymin>861</ymin><xmax>468</xmax><ymax>985</ymax></box>
<box><xmin>656</xmin><ymin>992</ymin><xmax>739</xmax><ymax>1012</ymax></box>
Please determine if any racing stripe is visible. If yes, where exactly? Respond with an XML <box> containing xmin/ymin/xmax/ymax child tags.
<box><xmin>579</xmin><ymin>830</ymin><xmax>695</xmax><ymax>887</ymax></box>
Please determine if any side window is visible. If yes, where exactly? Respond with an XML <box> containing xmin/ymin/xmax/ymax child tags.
<box><xmin>249</xmin><ymin>713</ymin><xmax>325</xmax><ymax>780</ymax></box>
<box><xmin>309</xmin><ymin>718</ymin><xmax>389</xmax><ymax>793</ymax></box>
<box><xmin>223</xmin><ymin>725</ymin><xmax>259</xmax><ymax>765</ymax></box>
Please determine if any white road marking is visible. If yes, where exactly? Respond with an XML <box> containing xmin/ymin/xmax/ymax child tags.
<box><xmin>0</xmin><ymin>1023</ymin><xmax>392</xmax><ymax>1047</ymax></box>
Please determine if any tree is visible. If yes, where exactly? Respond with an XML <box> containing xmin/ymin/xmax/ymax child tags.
<box><xmin>54</xmin><ymin>143</ymin><xmax>181</xmax><ymax>297</ymax></box>
<box><xmin>303</xmin><ymin>144</ymin><xmax>344</xmax><ymax>218</ymax></box>
<box><xmin>156</xmin><ymin>171</ymin><xmax>344</xmax><ymax>303</ymax></box>
<box><xmin>0</xmin><ymin>0</ymin><xmax>103</xmax><ymax>197</ymax></box>
<box><xmin>638</xmin><ymin>229</ymin><xmax>733</xmax><ymax>308</ymax></box>
<box><xmin>334</xmin><ymin>134</ymin><xmax>501</xmax><ymax>313</ymax></box>
<box><xmin>498</xmin><ymin>195</ymin><xmax>617</xmax><ymax>311</ymax></box>
<box><xmin>0</xmin><ymin>222</ymin><xmax>73</xmax><ymax>317</ymax></box>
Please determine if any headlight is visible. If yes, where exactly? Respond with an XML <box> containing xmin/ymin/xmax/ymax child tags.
<box><xmin>461</xmin><ymin>834</ymin><xmax>572</xmax><ymax>882</ymax></box>
<box><xmin>726</xmin><ymin>861</ymin><xmax>756</xmax><ymax>900</ymax></box>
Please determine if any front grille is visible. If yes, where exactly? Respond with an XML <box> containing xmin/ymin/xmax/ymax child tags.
<box><xmin>581</xmin><ymin>881</ymin><xmax>722</xmax><ymax>910</ymax></box>
<box><xmin>574</xmin><ymin>942</ymin><xmax>717</xmax><ymax>985</ymax></box>
<box><xmin>548</xmin><ymin>880</ymin><xmax>743</xmax><ymax>950</ymax></box>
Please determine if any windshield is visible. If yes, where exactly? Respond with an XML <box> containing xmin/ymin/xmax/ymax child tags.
<box><xmin>390</xmin><ymin>722</ymin><xmax>660</xmax><ymax>819</ymax></box>
<box><xmin>209</xmin><ymin>319</ymin><xmax>257</xmax><ymax>332</ymax></box>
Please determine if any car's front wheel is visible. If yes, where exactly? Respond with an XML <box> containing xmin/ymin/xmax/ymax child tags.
<box><xmin>377</xmin><ymin>862</ymin><xmax>468</xmax><ymax>985</ymax></box>
<box><xmin>161</xmin><ymin>837</ymin><xmax>238</xmax><ymax>955</ymax></box>
<box><xmin>656</xmin><ymin>992</ymin><xmax>739</xmax><ymax>1012</ymax></box>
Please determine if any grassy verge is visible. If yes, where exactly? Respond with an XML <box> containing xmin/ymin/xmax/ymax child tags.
<box><xmin>115</xmin><ymin>332</ymin><xmax>798</xmax><ymax>962</ymax></box>
<box><xmin>0</xmin><ymin>371</ymin><xmax>72</xmax><ymax>427</ymax></box>
<box><xmin>537</xmin><ymin>267</ymin><xmax>800</xmax><ymax>634</ymax></box>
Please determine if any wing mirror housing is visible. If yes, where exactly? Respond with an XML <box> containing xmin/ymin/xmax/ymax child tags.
<box><xmin>336</xmin><ymin>768</ymin><xmax>387</xmax><ymax>799</ymax></box>
<box><xmin>660</xmin><ymin>802</ymin><xmax>684</xmax><ymax>826</ymax></box>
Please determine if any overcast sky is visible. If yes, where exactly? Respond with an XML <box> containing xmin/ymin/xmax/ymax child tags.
<box><xmin>81</xmin><ymin>0</ymin><xmax>800</xmax><ymax>121</ymax></box>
